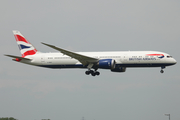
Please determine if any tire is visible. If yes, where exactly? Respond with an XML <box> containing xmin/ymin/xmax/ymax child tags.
<box><xmin>91</xmin><ymin>72</ymin><xmax>96</xmax><ymax>76</ymax></box>
<box><xmin>95</xmin><ymin>71</ymin><xmax>100</xmax><ymax>75</ymax></box>
<box><xmin>85</xmin><ymin>71</ymin><xmax>90</xmax><ymax>75</ymax></box>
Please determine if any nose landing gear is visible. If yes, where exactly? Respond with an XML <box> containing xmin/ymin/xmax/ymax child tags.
<box><xmin>160</xmin><ymin>66</ymin><xmax>165</xmax><ymax>73</ymax></box>
<box><xmin>160</xmin><ymin>70</ymin><xmax>164</xmax><ymax>73</ymax></box>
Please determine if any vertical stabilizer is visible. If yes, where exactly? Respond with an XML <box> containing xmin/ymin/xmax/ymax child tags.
<box><xmin>13</xmin><ymin>30</ymin><xmax>38</xmax><ymax>57</ymax></box>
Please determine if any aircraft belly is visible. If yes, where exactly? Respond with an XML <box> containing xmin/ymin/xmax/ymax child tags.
<box><xmin>38</xmin><ymin>59</ymin><xmax>83</xmax><ymax>68</ymax></box>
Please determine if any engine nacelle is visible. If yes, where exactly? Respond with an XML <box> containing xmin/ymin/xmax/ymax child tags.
<box><xmin>98</xmin><ymin>59</ymin><xmax>116</xmax><ymax>69</ymax></box>
<box><xmin>111</xmin><ymin>67</ymin><xmax>126</xmax><ymax>72</ymax></box>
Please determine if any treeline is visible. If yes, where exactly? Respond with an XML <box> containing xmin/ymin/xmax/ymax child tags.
<box><xmin>0</xmin><ymin>118</ymin><xmax>50</xmax><ymax>120</ymax></box>
<box><xmin>0</xmin><ymin>118</ymin><xmax>17</xmax><ymax>120</ymax></box>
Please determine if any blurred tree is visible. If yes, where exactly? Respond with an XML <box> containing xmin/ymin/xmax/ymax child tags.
<box><xmin>0</xmin><ymin>118</ymin><xmax>17</xmax><ymax>120</ymax></box>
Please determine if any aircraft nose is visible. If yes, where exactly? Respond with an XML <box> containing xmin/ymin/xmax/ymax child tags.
<box><xmin>172</xmin><ymin>58</ymin><xmax>177</xmax><ymax>65</ymax></box>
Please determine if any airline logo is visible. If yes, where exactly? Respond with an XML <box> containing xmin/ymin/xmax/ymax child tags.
<box><xmin>129</xmin><ymin>53</ymin><xmax>165</xmax><ymax>61</ymax></box>
<box><xmin>13</xmin><ymin>31</ymin><xmax>37</xmax><ymax>57</ymax></box>
<box><xmin>146</xmin><ymin>54</ymin><xmax>164</xmax><ymax>58</ymax></box>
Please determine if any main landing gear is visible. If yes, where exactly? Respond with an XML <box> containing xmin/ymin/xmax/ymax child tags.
<box><xmin>160</xmin><ymin>66</ymin><xmax>165</xmax><ymax>73</ymax></box>
<box><xmin>85</xmin><ymin>69</ymin><xmax>100</xmax><ymax>76</ymax></box>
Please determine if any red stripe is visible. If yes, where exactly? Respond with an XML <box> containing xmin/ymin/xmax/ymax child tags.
<box><xmin>146</xmin><ymin>54</ymin><xmax>164</xmax><ymax>56</ymax></box>
<box><xmin>22</xmin><ymin>49</ymin><xmax>37</xmax><ymax>57</ymax></box>
<box><xmin>14</xmin><ymin>35</ymin><xmax>30</xmax><ymax>43</ymax></box>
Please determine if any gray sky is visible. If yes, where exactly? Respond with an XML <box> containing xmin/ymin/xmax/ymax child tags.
<box><xmin>0</xmin><ymin>0</ymin><xmax>180</xmax><ymax>120</ymax></box>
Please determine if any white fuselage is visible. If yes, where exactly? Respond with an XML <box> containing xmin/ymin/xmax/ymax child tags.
<box><xmin>21</xmin><ymin>51</ymin><xmax>176</xmax><ymax>69</ymax></box>
<box><xmin>7</xmin><ymin>30</ymin><xmax>176</xmax><ymax>76</ymax></box>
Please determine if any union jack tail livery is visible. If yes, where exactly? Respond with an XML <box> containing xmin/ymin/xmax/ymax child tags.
<box><xmin>13</xmin><ymin>30</ymin><xmax>37</xmax><ymax>57</ymax></box>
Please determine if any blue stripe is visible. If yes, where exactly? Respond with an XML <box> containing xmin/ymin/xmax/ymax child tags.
<box><xmin>158</xmin><ymin>56</ymin><xmax>164</xmax><ymax>58</ymax></box>
<box><xmin>38</xmin><ymin>63</ymin><xmax>174</xmax><ymax>69</ymax></box>
<box><xmin>19</xmin><ymin>44</ymin><xmax>31</xmax><ymax>49</ymax></box>
<box><xmin>116</xmin><ymin>63</ymin><xmax>174</xmax><ymax>67</ymax></box>
<box><xmin>39</xmin><ymin>64</ymin><xmax>85</xmax><ymax>69</ymax></box>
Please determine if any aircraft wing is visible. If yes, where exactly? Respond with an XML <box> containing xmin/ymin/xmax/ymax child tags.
<box><xmin>4</xmin><ymin>54</ymin><xmax>31</xmax><ymax>60</ymax></box>
<box><xmin>41</xmin><ymin>42</ymin><xmax>99</xmax><ymax>66</ymax></box>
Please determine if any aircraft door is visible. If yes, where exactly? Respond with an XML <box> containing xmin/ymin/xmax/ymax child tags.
<box><xmin>121</xmin><ymin>55</ymin><xmax>129</xmax><ymax>63</ymax></box>
<box><xmin>41</xmin><ymin>56</ymin><xmax>45</xmax><ymax>65</ymax></box>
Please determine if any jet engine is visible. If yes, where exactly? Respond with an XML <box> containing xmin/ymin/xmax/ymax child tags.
<box><xmin>98</xmin><ymin>59</ymin><xmax>116</xmax><ymax>69</ymax></box>
<box><xmin>111</xmin><ymin>67</ymin><xmax>126</xmax><ymax>72</ymax></box>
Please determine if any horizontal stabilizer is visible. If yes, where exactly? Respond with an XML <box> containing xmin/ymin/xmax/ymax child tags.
<box><xmin>4</xmin><ymin>54</ymin><xmax>31</xmax><ymax>60</ymax></box>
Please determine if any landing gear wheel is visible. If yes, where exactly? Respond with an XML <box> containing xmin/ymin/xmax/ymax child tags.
<box><xmin>160</xmin><ymin>66</ymin><xmax>165</xmax><ymax>74</ymax></box>
<box><xmin>91</xmin><ymin>72</ymin><xmax>96</xmax><ymax>76</ymax></box>
<box><xmin>95</xmin><ymin>71</ymin><xmax>100</xmax><ymax>76</ymax></box>
<box><xmin>90</xmin><ymin>70</ymin><xmax>94</xmax><ymax>74</ymax></box>
<box><xmin>85</xmin><ymin>71</ymin><xmax>90</xmax><ymax>75</ymax></box>
<box><xmin>85</xmin><ymin>69</ymin><xmax>100</xmax><ymax>76</ymax></box>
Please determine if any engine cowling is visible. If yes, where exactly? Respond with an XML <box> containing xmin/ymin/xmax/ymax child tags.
<box><xmin>98</xmin><ymin>59</ymin><xmax>116</xmax><ymax>69</ymax></box>
<box><xmin>111</xmin><ymin>67</ymin><xmax>126</xmax><ymax>72</ymax></box>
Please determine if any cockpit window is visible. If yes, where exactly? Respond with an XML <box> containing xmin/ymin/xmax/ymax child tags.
<box><xmin>167</xmin><ymin>56</ymin><xmax>172</xmax><ymax>58</ymax></box>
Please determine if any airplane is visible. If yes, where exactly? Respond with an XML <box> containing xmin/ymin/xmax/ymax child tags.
<box><xmin>5</xmin><ymin>30</ymin><xmax>177</xmax><ymax>76</ymax></box>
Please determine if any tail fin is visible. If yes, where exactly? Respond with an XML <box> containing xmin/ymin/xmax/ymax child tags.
<box><xmin>13</xmin><ymin>30</ymin><xmax>38</xmax><ymax>57</ymax></box>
